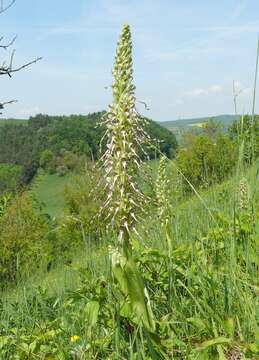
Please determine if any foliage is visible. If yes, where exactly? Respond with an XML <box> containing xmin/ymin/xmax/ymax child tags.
<box><xmin>56</xmin><ymin>164</ymin><xmax>68</xmax><ymax>177</ymax></box>
<box><xmin>0</xmin><ymin>112</ymin><xmax>178</xmax><ymax>186</ymax></box>
<box><xmin>0</xmin><ymin>193</ymin><xmax>49</xmax><ymax>283</ymax></box>
<box><xmin>40</xmin><ymin>149</ymin><xmax>86</xmax><ymax>175</ymax></box>
<box><xmin>31</xmin><ymin>173</ymin><xmax>73</xmax><ymax>217</ymax></box>
<box><xmin>229</xmin><ymin>114</ymin><xmax>259</xmax><ymax>163</ymax></box>
<box><xmin>39</xmin><ymin>149</ymin><xmax>55</xmax><ymax>173</ymax></box>
<box><xmin>64</xmin><ymin>164</ymin><xmax>103</xmax><ymax>238</ymax></box>
<box><xmin>176</xmin><ymin>132</ymin><xmax>237</xmax><ymax>190</ymax></box>
<box><xmin>0</xmin><ymin>205</ymin><xmax>258</xmax><ymax>358</ymax></box>
<box><xmin>0</xmin><ymin>193</ymin><xmax>12</xmax><ymax>218</ymax></box>
<box><xmin>0</xmin><ymin>163</ymin><xmax>22</xmax><ymax>194</ymax></box>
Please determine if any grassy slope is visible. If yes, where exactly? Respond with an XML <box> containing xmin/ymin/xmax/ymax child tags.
<box><xmin>1</xmin><ymin>162</ymin><xmax>258</xmax><ymax>358</ymax></box>
<box><xmin>31</xmin><ymin>161</ymin><xmax>160</xmax><ymax>219</ymax></box>
<box><xmin>11</xmin><ymin>164</ymin><xmax>258</xmax><ymax>295</ymax></box>
<box><xmin>31</xmin><ymin>173</ymin><xmax>73</xmax><ymax>217</ymax></box>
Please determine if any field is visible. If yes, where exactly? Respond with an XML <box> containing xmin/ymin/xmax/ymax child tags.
<box><xmin>31</xmin><ymin>173</ymin><xmax>73</xmax><ymax>217</ymax></box>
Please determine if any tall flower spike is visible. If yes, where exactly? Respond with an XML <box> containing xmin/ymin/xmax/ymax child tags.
<box><xmin>100</xmin><ymin>24</ymin><xmax>147</xmax><ymax>253</ymax></box>
<box><xmin>239</xmin><ymin>177</ymin><xmax>249</xmax><ymax>212</ymax></box>
<box><xmin>155</xmin><ymin>155</ymin><xmax>171</xmax><ymax>227</ymax></box>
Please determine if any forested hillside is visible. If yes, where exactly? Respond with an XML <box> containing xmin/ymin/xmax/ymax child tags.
<box><xmin>0</xmin><ymin>112</ymin><xmax>177</xmax><ymax>193</ymax></box>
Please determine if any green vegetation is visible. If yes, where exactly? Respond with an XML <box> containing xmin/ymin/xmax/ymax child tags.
<box><xmin>0</xmin><ymin>112</ymin><xmax>178</xmax><ymax>191</ymax></box>
<box><xmin>0</xmin><ymin>24</ymin><xmax>258</xmax><ymax>360</ymax></box>
<box><xmin>1</xmin><ymin>162</ymin><xmax>258</xmax><ymax>358</ymax></box>
<box><xmin>0</xmin><ymin>118</ymin><xmax>28</xmax><ymax>126</ymax></box>
<box><xmin>176</xmin><ymin>128</ymin><xmax>237</xmax><ymax>190</ymax></box>
<box><xmin>0</xmin><ymin>193</ymin><xmax>49</xmax><ymax>283</ymax></box>
<box><xmin>31</xmin><ymin>172</ymin><xmax>73</xmax><ymax>217</ymax></box>
<box><xmin>229</xmin><ymin>114</ymin><xmax>259</xmax><ymax>163</ymax></box>
<box><xmin>0</xmin><ymin>163</ymin><xmax>22</xmax><ymax>194</ymax></box>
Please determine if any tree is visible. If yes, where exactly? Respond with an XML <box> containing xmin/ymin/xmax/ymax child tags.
<box><xmin>0</xmin><ymin>112</ymin><xmax>175</xmax><ymax>186</ymax></box>
<box><xmin>39</xmin><ymin>149</ymin><xmax>55</xmax><ymax>172</ymax></box>
<box><xmin>0</xmin><ymin>163</ymin><xmax>22</xmax><ymax>194</ymax></box>
<box><xmin>177</xmin><ymin>133</ymin><xmax>237</xmax><ymax>190</ymax></box>
<box><xmin>0</xmin><ymin>0</ymin><xmax>42</xmax><ymax>112</ymax></box>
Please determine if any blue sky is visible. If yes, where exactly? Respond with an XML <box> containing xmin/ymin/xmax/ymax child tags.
<box><xmin>1</xmin><ymin>0</ymin><xmax>259</xmax><ymax>121</ymax></box>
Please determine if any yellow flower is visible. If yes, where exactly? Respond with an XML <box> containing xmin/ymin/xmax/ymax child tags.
<box><xmin>70</xmin><ymin>335</ymin><xmax>80</xmax><ymax>343</ymax></box>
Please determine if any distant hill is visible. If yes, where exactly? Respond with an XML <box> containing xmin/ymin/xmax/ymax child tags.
<box><xmin>160</xmin><ymin>114</ymin><xmax>240</xmax><ymax>133</ymax></box>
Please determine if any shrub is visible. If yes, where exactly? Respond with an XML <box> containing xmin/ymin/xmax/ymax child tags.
<box><xmin>64</xmin><ymin>164</ymin><xmax>103</xmax><ymax>238</ymax></box>
<box><xmin>56</xmin><ymin>165</ymin><xmax>68</xmax><ymax>177</ymax></box>
<box><xmin>0</xmin><ymin>163</ymin><xmax>22</xmax><ymax>194</ymax></box>
<box><xmin>40</xmin><ymin>149</ymin><xmax>55</xmax><ymax>171</ymax></box>
<box><xmin>0</xmin><ymin>193</ymin><xmax>49</xmax><ymax>283</ymax></box>
<box><xmin>176</xmin><ymin>133</ymin><xmax>237</xmax><ymax>190</ymax></box>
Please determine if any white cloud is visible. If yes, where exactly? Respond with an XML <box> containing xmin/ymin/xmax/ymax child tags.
<box><xmin>188</xmin><ymin>88</ymin><xmax>208</xmax><ymax>97</ymax></box>
<box><xmin>209</xmin><ymin>85</ymin><xmax>223</xmax><ymax>93</ymax></box>
<box><xmin>186</xmin><ymin>84</ymin><xmax>223</xmax><ymax>97</ymax></box>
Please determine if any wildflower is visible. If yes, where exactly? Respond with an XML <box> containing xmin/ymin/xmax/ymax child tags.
<box><xmin>70</xmin><ymin>335</ymin><xmax>80</xmax><ymax>343</ymax></box>
<box><xmin>155</xmin><ymin>155</ymin><xmax>171</xmax><ymax>227</ymax></box>
<box><xmin>239</xmin><ymin>177</ymin><xmax>249</xmax><ymax>211</ymax></box>
<box><xmin>100</xmin><ymin>24</ymin><xmax>148</xmax><ymax>251</ymax></box>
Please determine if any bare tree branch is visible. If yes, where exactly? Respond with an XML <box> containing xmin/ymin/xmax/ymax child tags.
<box><xmin>0</xmin><ymin>99</ymin><xmax>17</xmax><ymax>113</ymax></box>
<box><xmin>0</xmin><ymin>54</ymin><xmax>43</xmax><ymax>77</ymax></box>
<box><xmin>0</xmin><ymin>0</ymin><xmax>42</xmax><ymax>114</ymax></box>
<box><xmin>0</xmin><ymin>35</ymin><xmax>17</xmax><ymax>49</ymax></box>
<box><xmin>0</xmin><ymin>99</ymin><xmax>17</xmax><ymax>108</ymax></box>
<box><xmin>138</xmin><ymin>100</ymin><xmax>150</xmax><ymax>111</ymax></box>
<box><xmin>0</xmin><ymin>0</ymin><xmax>15</xmax><ymax>14</ymax></box>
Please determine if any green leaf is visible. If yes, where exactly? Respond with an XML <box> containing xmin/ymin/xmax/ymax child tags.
<box><xmin>217</xmin><ymin>344</ymin><xmax>227</xmax><ymax>360</ymax></box>
<box><xmin>111</xmin><ymin>249</ymin><xmax>156</xmax><ymax>333</ymax></box>
<box><xmin>29</xmin><ymin>340</ymin><xmax>37</xmax><ymax>353</ymax></box>
<box><xmin>0</xmin><ymin>336</ymin><xmax>9</xmax><ymax>349</ymax></box>
<box><xmin>187</xmin><ymin>317</ymin><xmax>206</xmax><ymax>331</ymax></box>
<box><xmin>84</xmin><ymin>300</ymin><xmax>100</xmax><ymax>328</ymax></box>
<box><xmin>223</xmin><ymin>317</ymin><xmax>234</xmax><ymax>338</ymax></box>
<box><xmin>197</xmin><ymin>337</ymin><xmax>231</xmax><ymax>351</ymax></box>
<box><xmin>247</xmin><ymin>343</ymin><xmax>259</xmax><ymax>353</ymax></box>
